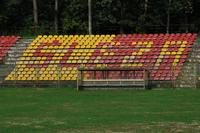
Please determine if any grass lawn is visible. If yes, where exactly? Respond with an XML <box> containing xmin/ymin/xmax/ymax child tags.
<box><xmin>0</xmin><ymin>88</ymin><xmax>200</xmax><ymax>133</ymax></box>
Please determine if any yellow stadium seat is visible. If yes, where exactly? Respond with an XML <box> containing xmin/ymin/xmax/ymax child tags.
<box><xmin>171</xmin><ymin>41</ymin><xmax>176</xmax><ymax>45</ymax></box>
<box><xmin>173</xmin><ymin>63</ymin><xmax>177</xmax><ymax>66</ymax></box>
<box><xmin>39</xmin><ymin>61</ymin><xmax>44</xmax><ymax>64</ymax></box>
<box><xmin>175</xmin><ymin>55</ymin><xmax>180</xmax><ymax>59</ymax></box>
<box><xmin>174</xmin><ymin>59</ymin><xmax>179</xmax><ymax>63</ymax></box>
<box><xmin>74</xmin><ymin>56</ymin><xmax>79</xmax><ymax>60</ymax></box>
<box><xmin>181</xmin><ymin>44</ymin><xmax>186</xmax><ymax>47</ymax></box>
<box><xmin>21</xmin><ymin>77</ymin><xmax>26</xmax><ymax>80</ymax></box>
<box><xmin>138</xmin><ymin>63</ymin><xmax>143</xmax><ymax>67</ymax></box>
<box><xmin>77</xmin><ymin>60</ymin><xmax>82</xmax><ymax>63</ymax></box>
<box><xmin>83</xmin><ymin>60</ymin><xmax>87</xmax><ymax>63</ymax></box>
<box><xmin>28</xmin><ymin>53</ymin><xmax>33</xmax><ymax>57</ymax></box>
<box><xmin>132</xmin><ymin>52</ymin><xmax>137</xmax><ymax>56</ymax></box>
<box><xmin>177</xmin><ymin>51</ymin><xmax>182</xmax><ymax>55</ymax></box>
<box><xmin>82</xmin><ymin>53</ymin><xmax>87</xmax><ymax>56</ymax></box>
<box><xmin>160</xmin><ymin>52</ymin><xmax>165</xmax><ymax>55</ymax></box>
<box><xmin>177</xmin><ymin>41</ymin><xmax>182</xmax><ymax>44</ymax></box>
<box><xmin>171</xmin><ymin>52</ymin><xmax>176</xmax><ymax>55</ymax></box>
<box><xmin>183</xmin><ymin>41</ymin><xmax>187</xmax><ymax>44</ymax></box>
<box><xmin>94</xmin><ymin>60</ymin><xmax>99</xmax><ymax>63</ymax></box>
<box><xmin>179</xmin><ymin>48</ymin><xmax>184</xmax><ymax>51</ymax></box>
<box><xmin>91</xmin><ymin>45</ymin><xmax>96</xmax><ymax>48</ymax></box>
<box><xmin>138</xmin><ymin>51</ymin><xmax>143</xmax><ymax>55</ymax></box>
<box><xmin>23</xmin><ymin>53</ymin><xmax>28</xmax><ymax>56</ymax></box>
<box><xmin>71</xmin><ymin>70</ymin><xmax>76</xmax><ymax>74</ymax></box>
<box><xmin>67</xmin><ymin>60</ymin><xmax>72</xmax><ymax>63</ymax></box>
<box><xmin>61</xmin><ymin>77</ymin><xmax>66</xmax><ymax>80</ymax></box>
<box><xmin>26</xmin><ymin>57</ymin><xmax>31</xmax><ymax>60</ymax></box>
<box><xmin>123</xmin><ymin>60</ymin><xmax>127</xmax><ymax>63</ymax></box>
<box><xmin>86</xmin><ymin>45</ymin><xmax>91</xmax><ymax>48</ymax></box>
<box><xmin>85</xmin><ymin>56</ymin><xmax>90</xmax><ymax>60</ymax></box>
<box><xmin>76</xmin><ymin>53</ymin><xmax>81</xmax><ymax>56</ymax></box>
<box><xmin>165</xmin><ymin>41</ymin><xmax>170</xmax><ymax>45</ymax></box>
<box><xmin>44</xmin><ymin>77</ymin><xmax>48</xmax><ymax>80</ymax></box>
<box><xmin>71</xmin><ymin>77</ymin><xmax>76</xmax><ymax>80</ymax></box>
<box><xmin>155</xmin><ymin>63</ymin><xmax>160</xmax><ymax>66</ymax></box>
<box><xmin>72</xmin><ymin>60</ymin><xmax>77</xmax><ymax>63</ymax></box>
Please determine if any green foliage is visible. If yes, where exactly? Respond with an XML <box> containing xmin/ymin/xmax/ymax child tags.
<box><xmin>0</xmin><ymin>0</ymin><xmax>199</xmax><ymax>35</ymax></box>
<box><xmin>61</xmin><ymin>0</ymin><xmax>88</xmax><ymax>34</ymax></box>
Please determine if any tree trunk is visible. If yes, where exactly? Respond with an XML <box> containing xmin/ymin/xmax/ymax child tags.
<box><xmin>185</xmin><ymin>13</ymin><xmax>188</xmax><ymax>33</ymax></box>
<box><xmin>54</xmin><ymin>0</ymin><xmax>58</xmax><ymax>33</ymax></box>
<box><xmin>88</xmin><ymin>0</ymin><xmax>92</xmax><ymax>34</ymax></box>
<box><xmin>33</xmin><ymin>0</ymin><xmax>38</xmax><ymax>30</ymax></box>
<box><xmin>166</xmin><ymin>0</ymin><xmax>171</xmax><ymax>33</ymax></box>
<box><xmin>144</xmin><ymin>0</ymin><xmax>148</xmax><ymax>15</ymax></box>
<box><xmin>119</xmin><ymin>0</ymin><xmax>124</xmax><ymax>34</ymax></box>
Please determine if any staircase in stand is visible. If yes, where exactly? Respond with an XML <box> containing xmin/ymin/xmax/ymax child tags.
<box><xmin>0</xmin><ymin>64</ymin><xmax>15</xmax><ymax>84</ymax></box>
<box><xmin>0</xmin><ymin>38</ymin><xmax>33</xmax><ymax>86</ymax></box>
<box><xmin>175</xmin><ymin>39</ymin><xmax>200</xmax><ymax>88</ymax></box>
<box><xmin>4</xmin><ymin>38</ymin><xmax>33</xmax><ymax>65</ymax></box>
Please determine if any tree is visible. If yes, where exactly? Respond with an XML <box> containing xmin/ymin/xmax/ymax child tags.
<box><xmin>61</xmin><ymin>0</ymin><xmax>88</xmax><ymax>34</ymax></box>
<box><xmin>0</xmin><ymin>0</ymin><xmax>7</xmax><ymax>30</ymax></box>
<box><xmin>0</xmin><ymin>0</ymin><xmax>199</xmax><ymax>35</ymax></box>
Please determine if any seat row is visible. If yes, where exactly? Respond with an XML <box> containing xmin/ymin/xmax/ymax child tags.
<box><xmin>36</xmin><ymin>33</ymin><xmax>196</xmax><ymax>39</ymax></box>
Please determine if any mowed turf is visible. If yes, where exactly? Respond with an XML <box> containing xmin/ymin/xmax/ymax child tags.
<box><xmin>0</xmin><ymin>88</ymin><xmax>200</xmax><ymax>133</ymax></box>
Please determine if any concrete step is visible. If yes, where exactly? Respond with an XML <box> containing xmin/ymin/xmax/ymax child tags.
<box><xmin>175</xmin><ymin>42</ymin><xmax>200</xmax><ymax>88</ymax></box>
<box><xmin>0</xmin><ymin>64</ymin><xmax>15</xmax><ymax>82</ymax></box>
<box><xmin>4</xmin><ymin>38</ymin><xmax>33</xmax><ymax>65</ymax></box>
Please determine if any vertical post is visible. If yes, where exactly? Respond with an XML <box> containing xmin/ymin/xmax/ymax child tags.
<box><xmin>143</xmin><ymin>69</ymin><xmax>146</xmax><ymax>89</ymax></box>
<box><xmin>146</xmin><ymin>69</ymin><xmax>150</xmax><ymax>89</ymax></box>
<box><xmin>196</xmin><ymin>63</ymin><xmax>199</xmax><ymax>88</ymax></box>
<box><xmin>88</xmin><ymin>0</ymin><xmax>92</xmax><ymax>34</ymax></box>
<box><xmin>77</xmin><ymin>69</ymin><xmax>80</xmax><ymax>91</ymax></box>
<box><xmin>57</xmin><ymin>64</ymin><xmax>61</xmax><ymax>88</ymax></box>
<box><xmin>14</xmin><ymin>66</ymin><xmax>17</xmax><ymax>87</ymax></box>
<box><xmin>35</xmin><ymin>65</ymin><xmax>39</xmax><ymax>88</ymax></box>
<box><xmin>14</xmin><ymin>45</ymin><xmax>17</xmax><ymax>87</ymax></box>
<box><xmin>172</xmin><ymin>65</ymin><xmax>176</xmax><ymax>89</ymax></box>
<box><xmin>171</xmin><ymin>65</ymin><xmax>173</xmax><ymax>88</ymax></box>
<box><xmin>193</xmin><ymin>63</ymin><xmax>197</xmax><ymax>89</ymax></box>
<box><xmin>94</xmin><ymin>71</ymin><xmax>96</xmax><ymax>79</ymax></box>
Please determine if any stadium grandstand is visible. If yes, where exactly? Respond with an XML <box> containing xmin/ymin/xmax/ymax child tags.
<box><xmin>2</xmin><ymin>0</ymin><xmax>200</xmax><ymax>132</ymax></box>
<box><xmin>0</xmin><ymin>33</ymin><xmax>199</xmax><ymax>89</ymax></box>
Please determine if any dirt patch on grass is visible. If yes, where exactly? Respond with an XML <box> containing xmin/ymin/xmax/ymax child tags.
<box><xmin>58</xmin><ymin>122</ymin><xmax>200</xmax><ymax>133</ymax></box>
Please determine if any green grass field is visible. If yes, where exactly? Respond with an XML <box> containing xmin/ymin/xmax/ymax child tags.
<box><xmin>0</xmin><ymin>88</ymin><xmax>200</xmax><ymax>133</ymax></box>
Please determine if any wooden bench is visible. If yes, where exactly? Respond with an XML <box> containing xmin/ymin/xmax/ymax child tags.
<box><xmin>77</xmin><ymin>68</ymin><xmax>150</xmax><ymax>90</ymax></box>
